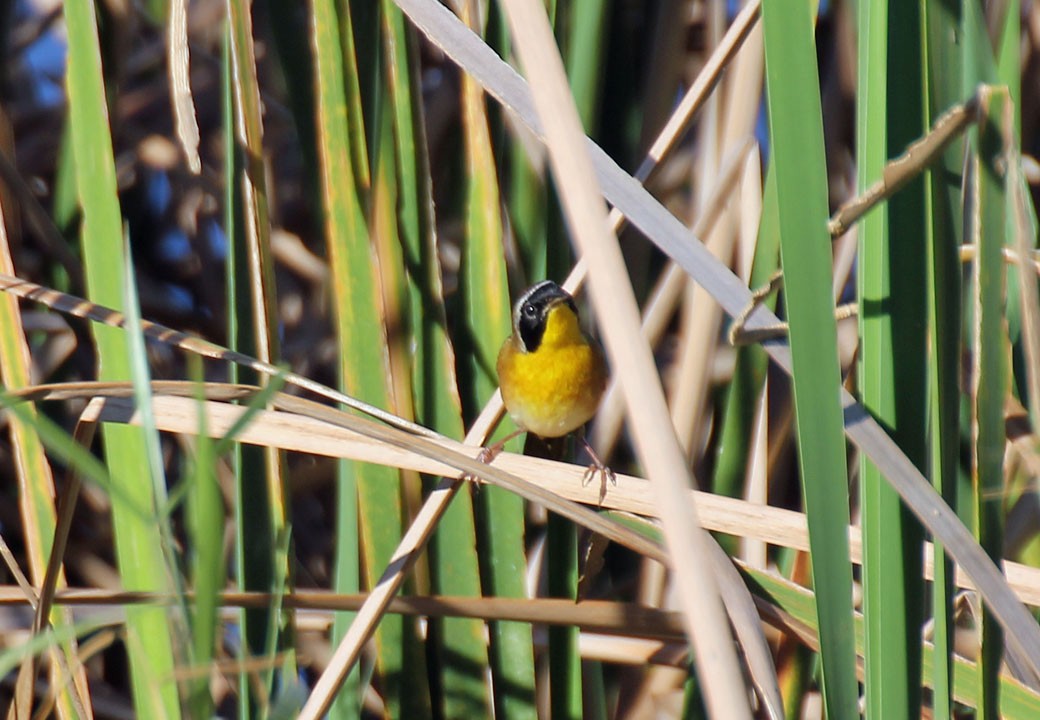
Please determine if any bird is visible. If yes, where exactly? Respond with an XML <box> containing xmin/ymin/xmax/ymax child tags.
<box><xmin>492</xmin><ymin>280</ymin><xmax>612</xmax><ymax>484</ymax></box>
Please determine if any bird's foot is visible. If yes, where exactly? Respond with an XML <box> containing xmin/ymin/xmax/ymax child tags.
<box><xmin>461</xmin><ymin>428</ymin><xmax>524</xmax><ymax>483</ymax></box>
<box><xmin>475</xmin><ymin>443</ymin><xmax>504</xmax><ymax>466</ymax></box>
<box><xmin>580</xmin><ymin>462</ymin><xmax>617</xmax><ymax>488</ymax></box>
<box><xmin>460</xmin><ymin>442</ymin><xmax>502</xmax><ymax>484</ymax></box>
<box><xmin>579</xmin><ymin>437</ymin><xmax>616</xmax><ymax>505</ymax></box>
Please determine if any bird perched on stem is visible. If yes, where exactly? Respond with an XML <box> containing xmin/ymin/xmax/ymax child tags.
<box><xmin>490</xmin><ymin>280</ymin><xmax>613</xmax><ymax>485</ymax></box>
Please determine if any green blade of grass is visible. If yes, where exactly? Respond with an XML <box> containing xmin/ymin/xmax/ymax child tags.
<box><xmin>121</xmin><ymin>238</ymin><xmax>174</xmax><ymax>547</ymax></box>
<box><xmin>226</xmin><ymin>0</ymin><xmax>282</xmax><ymax>372</ymax></box>
<box><xmin>760</xmin><ymin>1</ymin><xmax>858</xmax><ymax>717</ymax></box>
<box><xmin>971</xmin><ymin>87</ymin><xmax>1012</xmax><ymax>720</ymax></box>
<box><xmin>961</xmin><ymin>0</ymin><xmax>996</xmax><ymax>90</ymax></box>
<box><xmin>311</xmin><ymin>3</ymin><xmax>373</xmax><ymax>717</ymax></box>
<box><xmin>922</xmin><ymin>2</ymin><xmax>968</xmax><ymax>715</ymax></box>
<box><xmin>64</xmin><ymin>0</ymin><xmax>181</xmax><ymax>716</ymax></box>
<box><xmin>225</xmin><ymin>0</ymin><xmax>295</xmax><ymax>709</ymax></box>
<box><xmin>455</xmin><ymin>7</ymin><xmax>536</xmax><ymax>719</ymax></box>
<box><xmin>545</xmin><ymin>0</ymin><xmax>607</xmax><ymax>284</ymax></box>
<box><xmin>562</xmin><ymin>0</ymin><xmax>608</xmax><ymax>129</ymax></box>
<box><xmin>311</xmin><ymin>2</ymin><xmax>425</xmax><ymax>715</ymax></box>
<box><xmin>996</xmin><ymin>0</ymin><xmax>1035</xmax><ymax>432</ymax></box>
<box><xmin>371</xmin><ymin>69</ymin><xmax>434</xmax><ymax>713</ymax></box>
<box><xmin>184</xmin><ymin>365</ymin><xmax>223</xmax><ymax>720</ymax></box>
<box><xmin>492</xmin><ymin>0</ymin><xmax>548</xmax><ymax>284</ymax></box>
<box><xmin>344</xmin><ymin>2</ymin><xmax>376</xmax><ymax>187</ymax></box>
<box><xmin>712</xmin><ymin>163</ymin><xmax>780</xmax><ymax>501</ymax></box>
<box><xmin>51</xmin><ymin>121</ymin><xmax>79</xmax><ymax>254</ymax></box>
<box><xmin>994</xmin><ymin>1</ymin><xmax>1025</xmax><ymax>405</ymax></box>
<box><xmin>219</xmin><ymin>36</ymin><xmax>262</xmax><ymax>716</ymax></box>
<box><xmin>383</xmin><ymin>3</ymin><xmax>492</xmax><ymax>716</ymax></box>
<box><xmin>996</xmin><ymin>1</ymin><xmax>1020</xmax><ymax>131</ymax></box>
<box><xmin>547</xmin><ymin>512</ymin><xmax>581</xmax><ymax>720</ymax></box>
<box><xmin>507</xmin><ymin>147</ymin><xmax>549</xmax><ymax>285</ymax></box>
<box><xmin>383</xmin><ymin>0</ymin><xmax>464</xmax><ymax>436</ymax></box>
<box><xmin>856</xmin><ymin>1</ymin><xmax>928</xmax><ymax>716</ymax></box>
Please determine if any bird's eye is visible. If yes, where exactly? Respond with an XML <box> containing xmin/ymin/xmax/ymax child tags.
<box><xmin>522</xmin><ymin>303</ymin><xmax>538</xmax><ymax>319</ymax></box>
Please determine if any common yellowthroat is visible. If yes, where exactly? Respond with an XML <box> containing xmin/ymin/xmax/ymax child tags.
<box><xmin>495</xmin><ymin>280</ymin><xmax>611</xmax><ymax>479</ymax></box>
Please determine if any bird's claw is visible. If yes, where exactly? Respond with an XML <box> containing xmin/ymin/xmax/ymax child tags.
<box><xmin>476</xmin><ymin>445</ymin><xmax>500</xmax><ymax>465</ymax></box>
<box><xmin>582</xmin><ymin>461</ymin><xmax>617</xmax><ymax>506</ymax></box>
<box><xmin>580</xmin><ymin>462</ymin><xmax>616</xmax><ymax>488</ymax></box>
<box><xmin>579</xmin><ymin>437</ymin><xmax>615</xmax><ymax>504</ymax></box>
<box><xmin>461</xmin><ymin>443</ymin><xmax>504</xmax><ymax>483</ymax></box>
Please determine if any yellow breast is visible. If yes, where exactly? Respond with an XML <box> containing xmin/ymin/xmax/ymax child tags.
<box><xmin>497</xmin><ymin>304</ymin><xmax>607</xmax><ymax>438</ymax></box>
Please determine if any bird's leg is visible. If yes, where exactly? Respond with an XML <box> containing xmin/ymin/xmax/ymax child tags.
<box><xmin>464</xmin><ymin>428</ymin><xmax>526</xmax><ymax>482</ymax></box>
<box><xmin>579</xmin><ymin>435</ymin><xmax>616</xmax><ymax>504</ymax></box>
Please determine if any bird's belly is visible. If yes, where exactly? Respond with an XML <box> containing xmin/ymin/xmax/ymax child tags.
<box><xmin>498</xmin><ymin>343</ymin><xmax>606</xmax><ymax>438</ymax></box>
